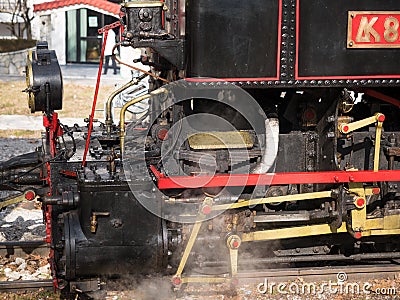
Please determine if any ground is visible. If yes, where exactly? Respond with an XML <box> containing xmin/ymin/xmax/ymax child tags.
<box><xmin>0</xmin><ymin>81</ymin><xmax>114</xmax><ymax>117</ymax></box>
<box><xmin>0</xmin><ymin>80</ymin><xmax>115</xmax><ymax>138</ymax></box>
<box><xmin>1</xmin><ymin>275</ymin><xmax>400</xmax><ymax>299</ymax></box>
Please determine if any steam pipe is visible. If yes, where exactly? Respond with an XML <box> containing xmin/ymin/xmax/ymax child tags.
<box><xmin>119</xmin><ymin>88</ymin><xmax>167</xmax><ymax>155</ymax></box>
<box><xmin>253</xmin><ymin>118</ymin><xmax>279</xmax><ymax>174</ymax></box>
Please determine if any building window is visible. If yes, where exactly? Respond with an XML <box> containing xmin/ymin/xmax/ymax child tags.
<box><xmin>66</xmin><ymin>8</ymin><xmax>117</xmax><ymax>63</ymax></box>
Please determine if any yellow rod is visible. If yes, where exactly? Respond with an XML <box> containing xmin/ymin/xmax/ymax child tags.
<box><xmin>0</xmin><ymin>194</ymin><xmax>26</xmax><ymax>210</ymax></box>
<box><xmin>370</xmin><ymin>229</ymin><xmax>400</xmax><ymax>236</ymax></box>
<box><xmin>175</xmin><ymin>216</ymin><xmax>205</xmax><ymax>277</ymax></box>
<box><xmin>212</xmin><ymin>190</ymin><xmax>332</xmax><ymax>211</ymax></box>
<box><xmin>339</xmin><ymin>115</ymin><xmax>377</xmax><ymax>134</ymax></box>
<box><xmin>181</xmin><ymin>277</ymin><xmax>227</xmax><ymax>284</ymax></box>
<box><xmin>242</xmin><ymin>222</ymin><xmax>347</xmax><ymax>242</ymax></box>
<box><xmin>229</xmin><ymin>248</ymin><xmax>238</xmax><ymax>276</ymax></box>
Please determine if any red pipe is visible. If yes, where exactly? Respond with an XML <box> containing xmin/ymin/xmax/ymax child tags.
<box><xmin>82</xmin><ymin>31</ymin><xmax>107</xmax><ymax>167</ymax></box>
<box><xmin>361</xmin><ymin>88</ymin><xmax>400</xmax><ymax>109</ymax></box>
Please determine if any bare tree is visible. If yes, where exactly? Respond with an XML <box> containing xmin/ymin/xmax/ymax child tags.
<box><xmin>7</xmin><ymin>0</ymin><xmax>34</xmax><ymax>39</ymax></box>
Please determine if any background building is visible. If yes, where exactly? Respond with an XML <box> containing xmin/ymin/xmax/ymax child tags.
<box><xmin>0</xmin><ymin>0</ymin><xmax>143</xmax><ymax>78</ymax></box>
<box><xmin>32</xmin><ymin>0</ymin><xmax>120</xmax><ymax>65</ymax></box>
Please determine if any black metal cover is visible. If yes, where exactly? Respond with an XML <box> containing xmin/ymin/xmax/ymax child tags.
<box><xmin>186</xmin><ymin>0</ymin><xmax>280</xmax><ymax>79</ymax></box>
<box><xmin>67</xmin><ymin>181</ymin><xmax>167</xmax><ymax>278</ymax></box>
<box><xmin>297</xmin><ymin>0</ymin><xmax>400</xmax><ymax>78</ymax></box>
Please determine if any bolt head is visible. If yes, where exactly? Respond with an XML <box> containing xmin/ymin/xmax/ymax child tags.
<box><xmin>355</xmin><ymin>197</ymin><xmax>365</xmax><ymax>208</ymax></box>
<box><xmin>201</xmin><ymin>205</ymin><xmax>212</xmax><ymax>215</ymax></box>
<box><xmin>24</xmin><ymin>191</ymin><xmax>35</xmax><ymax>201</ymax></box>
<box><xmin>372</xmin><ymin>187</ymin><xmax>380</xmax><ymax>195</ymax></box>
<box><xmin>172</xmin><ymin>276</ymin><xmax>182</xmax><ymax>286</ymax></box>
<box><xmin>231</xmin><ymin>278</ymin><xmax>239</xmax><ymax>286</ymax></box>
<box><xmin>229</xmin><ymin>237</ymin><xmax>241</xmax><ymax>249</ymax></box>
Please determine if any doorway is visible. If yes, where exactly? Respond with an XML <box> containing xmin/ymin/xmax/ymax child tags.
<box><xmin>66</xmin><ymin>8</ymin><xmax>117</xmax><ymax>63</ymax></box>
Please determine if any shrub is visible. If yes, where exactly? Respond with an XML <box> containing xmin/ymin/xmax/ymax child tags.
<box><xmin>0</xmin><ymin>39</ymin><xmax>36</xmax><ymax>53</ymax></box>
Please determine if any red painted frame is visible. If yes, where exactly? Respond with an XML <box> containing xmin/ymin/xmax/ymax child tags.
<box><xmin>185</xmin><ymin>0</ymin><xmax>282</xmax><ymax>82</ymax></box>
<box><xmin>149</xmin><ymin>165</ymin><xmax>400</xmax><ymax>190</ymax></box>
<box><xmin>348</xmin><ymin>12</ymin><xmax>400</xmax><ymax>48</ymax></box>
<box><xmin>295</xmin><ymin>0</ymin><xmax>400</xmax><ymax>80</ymax></box>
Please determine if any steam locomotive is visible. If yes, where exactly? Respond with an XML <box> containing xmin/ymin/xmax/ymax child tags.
<box><xmin>2</xmin><ymin>0</ymin><xmax>400</xmax><ymax>298</ymax></box>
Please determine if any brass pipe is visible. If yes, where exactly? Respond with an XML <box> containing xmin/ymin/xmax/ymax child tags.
<box><xmin>119</xmin><ymin>88</ymin><xmax>167</xmax><ymax>155</ymax></box>
<box><xmin>105</xmin><ymin>79</ymin><xmax>141</xmax><ymax>134</ymax></box>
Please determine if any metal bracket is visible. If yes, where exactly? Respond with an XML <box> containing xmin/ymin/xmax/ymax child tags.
<box><xmin>348</xmin><ymin>183</ymin><xmax>367</xmax><ymax>237</ymax></box>
<box><xmin>338</xmin><ymin>113</ymin><xmax>385</xmax><ymax>171</ymax></box>
<box><xmin>70</xmin><ymin>278</ymin><xmax>100</xmax><ymax>293</ymax></box>
<box><xmin>227</xmin><ymin>235</ymin><xmax>241</xmax><ymax>277</ymax></box>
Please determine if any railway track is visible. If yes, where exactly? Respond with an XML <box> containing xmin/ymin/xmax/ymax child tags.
<box><xmin>178</xmin><ymin>264</ymin><xmax>400</xmax><ymax>298</ymax></box>
<box><xmin>0</xmin><ymin>240</ymin><xmax>398</xmax><ymax>295</ymax></box>
<box><xmin>185</xmin><ymin>263</ymin><xmax>400</xmax><ymax>284</ymax></box>
<box><xmin>0</xmin><ymin>264</ymin><xmax>398</xmax><ymax>298</ymax></box>
<box><xmin>0</xmin><ymin>240</ymin><xmax>49</xmax><ymax>257</ymax></box>
<box><xmin>0</xmin><ymin>279</ymin><xmax>53</xmax><ymax>292</ymax></box>
<box><xmin>236</xmin><ymin>264</ymin><xmax>400</xmax><ymax>283</ymax></box>
<box><xmin>0</xmin><ymin>241</ymin><xmax>52</xmax><ymax>293</ymax></box>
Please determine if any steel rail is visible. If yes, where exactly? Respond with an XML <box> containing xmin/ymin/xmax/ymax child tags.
<box><xmin>0</xmin><ymin>279</ymin><xmax>53</xmax><ymax>292</ymax></box>
<box><xmin>202</xmin><ymin>252</ymin><xmax>400</xmax><ymax>267</ymax></box>
<box><xmin>188</xmin><ymin>264</ymin><xmax>400</xmax><ymax>284</ymax></box>
<box><xmin>238</xmin><ymin>264</ymin><xmax>400</xmax><ymax>283</ymax></box>
<box><xmin>0</xmin><ymin>240</ymin><xmax>49</xmax><ymax>256</ymax></box>
<box><xmin>0</xmin><ymin>240</ymin><xmax>46</xmax><ymax>247</ymax></box>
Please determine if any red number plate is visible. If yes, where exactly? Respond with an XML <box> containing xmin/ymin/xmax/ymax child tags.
<box><xmin>348</xmin><ymin>11</ymin><xmax>400</xmax><ymax>48</ymax></box>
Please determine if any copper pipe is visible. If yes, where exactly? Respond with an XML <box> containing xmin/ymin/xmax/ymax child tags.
<box><xmin>112</xmin><ymin>43</ymin><xmax>170</xmax><ymax>83</ymax></box>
